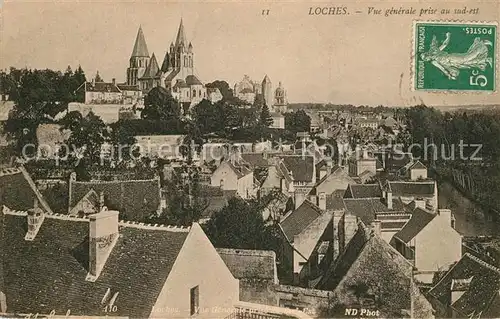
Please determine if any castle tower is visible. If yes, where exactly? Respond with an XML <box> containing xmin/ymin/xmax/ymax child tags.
<box><xmin>262</xmin><ymin>75</ymin><xmax>272</xmax><ymax>107</ymax></box>
<box><xmin>161</xmin><ymin>19</ymin><xmax>194</xmax><ymax>82</ymax></box>
<box><xmin>126</xmin><ymin>26</ymin><xmax>151</xmax><ymax>86</ymax></box>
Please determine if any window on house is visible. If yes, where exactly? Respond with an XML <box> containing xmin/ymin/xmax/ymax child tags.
<box><xmin>190</xmin><ymin>285</ymin><xmax>199</xmax><ymax>316</ymax></box>
<box><xmin>193</xmin><ymin>89</ymin><xmax>196</xmax><ymax>97</ymax></box>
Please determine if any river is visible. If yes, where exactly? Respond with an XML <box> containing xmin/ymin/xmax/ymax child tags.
<box><xmin>438</xmin><ymin>181</ymin><xmax>500</xmax><ymax>236</ymax></box>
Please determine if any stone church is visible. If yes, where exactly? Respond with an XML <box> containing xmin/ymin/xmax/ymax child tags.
<box><xmin>125</xmin><ymin>20</ymin><xmax>206</xmax><ymax>107</ymax></box>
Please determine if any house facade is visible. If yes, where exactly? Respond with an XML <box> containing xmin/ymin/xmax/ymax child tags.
<box><xmin>392</xmin><ymin>208</ymin><xmax>462</xmax><ymax>279</ymax></box>
<box><xmin>210</xmin><ymin>160</ymin><xmax>255</xmax><ymax>199</ymax></box>
<box><xmin>1</xmin><ymin>204</ymin><xmax>240</xmax><ymax>318</ymax></box>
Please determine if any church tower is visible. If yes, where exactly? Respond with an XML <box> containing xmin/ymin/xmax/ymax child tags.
<box><xmin>161</xmin><ymin>19</ymin><xmax>194</xmax><ymax>83</ymax></box>
<box><xmin>274</xmin><ymin>81</ymin><xmax>287</xmax><ymax>113</ymax></box>
<box><xmin>126</xmin><ymin>26</ymin><xmax>150</xmax><ymax>86</ymax></box>
<box><xmin>262</xmin><ymin>75</ymin><xmax>273</xmax><ymax>107</ymax></box>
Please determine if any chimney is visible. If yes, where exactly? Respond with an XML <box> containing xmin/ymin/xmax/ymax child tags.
<box><xmin>293</xmin><ymin>190</ymin><xmax>304</xmax><ymax>210</ymax></box>
<box><xmin>425</xmin><ymin>199</ymin><xmax>435</xmax><ymax>212</ymax></box>
<box><xmin>87</xmin><ymin>209</ymin><xmax>119</xmax><ymax>282</ymax></box>
<box><xmin>333</xmin><ymin>211</ymin><xmax>343</xmax><ymax>261</ymax></box>
<box><xmin>318</xmin><ymin>192</ymin><xmax>327</xmax><ymax>210</ymax></box>
<box><xmin>99</xmin><ymin>192</ymin><xmax>105</xmax><ymax>211</ymax></box>
<box><xmin>344</xmin><ymin>214</ymin><xmax>358</xmax><ymax>247</ymax></box>
<box><xmin>362</xmin><ymin>149</ymin><xmax>369</xmax><ymax>159</ymax></box>
<box><xmin>414</xmin><ymin>198</ymin><xmax>426</xmax><ymax>210</ymax></box>
<box><xmin>438</xmin><ymin>209</ymin><xmax>453</xmax><ymax>227</ymax></box>
<box><xmin>371</xmin><ymin>220</ymin><xmax>381</xmax><ymax>236</ymax></box>
<box><xmin>25</xmin><ymin>199</ymin><xmax>45</xmax><ymax>241</ymax></box>
<box><xmin>386</xmin><ymin>191</ymin><xmax>393</xmax><ymax>210</ymax></box>
<box><xmin>112</xmin><ymin>78</ymin><xmax>116</xmax><ymax>85</ymax></box>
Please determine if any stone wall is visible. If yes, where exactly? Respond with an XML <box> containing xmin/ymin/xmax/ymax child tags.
<box><xmin>275</xmin><ymin>285</ymin><xmax>334</xmax><ymax>317</ymax></box>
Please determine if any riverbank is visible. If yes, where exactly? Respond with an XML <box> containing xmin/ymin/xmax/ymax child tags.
<box><xmin>438</xmin><ymin>181</ymin><xmax>499</xmax><ymax>236</ymax></box>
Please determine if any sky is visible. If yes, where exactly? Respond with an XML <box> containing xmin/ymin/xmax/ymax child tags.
<box><xmin>0</xmin><ymin>0</ymin><xmax>499</xmax><ymax>106</ymax></box>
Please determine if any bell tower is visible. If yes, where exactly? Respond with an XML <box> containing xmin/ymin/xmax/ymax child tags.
<box><xmin>127</xmin><ymin>26</ymin><xmax>151</xmax><ymax>86</ymax></box>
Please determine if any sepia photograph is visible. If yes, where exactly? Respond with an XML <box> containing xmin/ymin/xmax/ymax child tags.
<box><xmin>0</xmin><ymin>0</ymin><xmax>499</xmax><ymax>318</ymax></box>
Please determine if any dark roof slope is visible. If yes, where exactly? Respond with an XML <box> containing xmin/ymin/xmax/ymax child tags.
<box><xmin>0</xmin><ymin>167</ymin><xmax>53</xmax><ymax>214</ymax></box>
<box><xmin>326</xmin><ymin>193</ymin><xmax>346</xmax><ymax>211</ymax></box>
<box><xmin>343</xmin><ymin>198</ymin><xmax>395</xmax><ymax>225</ymax></box>
<box><xmin>428</xmin><ymin>253</ymin><xmax>500</xmax><ymax>318</ymax></box>
<box><xmin>186</xmin><ymin>75</ymin><xmax>203</xmax><ymax>86</ymax></box>
<box><xmin>281</xmin><ymin>155</ymin><xmax>314</xmax><ymax>182</ymax></box>
<box><xmin>347</xmin><ymin>184</ymin><xmax>381</xmax><ymax>198</ymax></box>
<box><xmin>140</xmin><ymin>53</ymin><xmax>159</xmax><ymax>79</ymax></box>
<box><xmin>280</xmin><ymin>200</ymin><xmax>322</xmax><ymax>242</ymax></box>
<box><xmin>388</xmin><ymin>181</ymin><xmax>435</xmax><ymax>197</ymax></box>
<box><xmin>241</xmin><ymin>153</ymin><xmax>270</xmax><ymax>168</ymax></box>
<box><xmin>2</xmin><ymin>213</ymin><xmax>188</xmax><ymax>317</ymax></box>
<box><xmin>84</xmin><ymin>82</ymin><xmax>121</xmax><ymax>93</ymax></box>
<box><xmin>226</xmin><ymin>161</ymin><xmax>252</xmax><ymax>179</ymax></box>
<box><xmin>131</xmin><ymin>26</ymin><xmax>149</xmax><ymax>57</ymax></box>
<box><xmin>316</xmin><ymin>222</ymin><xmax>370</xmax><ymax>289</ymax></box>
<box><xmin>217</xmin><ymin>248</ymin><xmax>276</xmax><ymax>281</ymax></box>
<box><xmin>69</xmin><ymin>179</ymin><xmax>160</xmax><ymax>221</ymax></box>
<box><xmin>393</xmin><ymin>207</ymin><xmax>436</xmax><ymax>243</ymax></box>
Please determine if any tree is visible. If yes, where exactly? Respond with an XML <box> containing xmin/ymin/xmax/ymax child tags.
<box><xmin>259</xmin><ymin>103</ymin><xmax>273</xmax><ymax>127</ymax></box>
<box><xmin>142</xmin><ymin>86</ymin><xmax>181</xmax><ymax>121</ymax></box>
<box><xmin>285</xmin><ymin>110</ymin><xmax>311</xmax><ymax>133</ymax></box>
<box><xmin>149</xmin><ymin>166</ymin><xmax>208</xmax><ymax>226</ymax></box>
<box><xmin>205</xmin><ymin>80</ymin><xmax>233</xmax><ymax>101</ymax></box>
<box><xmin>3</xmin><ymin>66</ymin><xmax>89</xmax><ymax>155</ymax></box>
<box><xmin>203</xmin><ymin>197</ymin><xmax>280</xmax><ymax>250</ymax></box>
<box><xmin>61</xmin><ymin>111</ymin><xmax>108</xmax><ymax>163</ymax></box>
<box><xmin>109</xmin><ymin>120</ymin><xmax>138</xmax><ymax>162</ymax></box>
<box><xmin>74</xmin><ymin>65</ymin><xmax>86</xmax><ymax>102</ymax></box>
<box><xmin>191</xmin><ymin>99</ymin><xmax>225</xmax><ymax>134</ymax></box>
<box><xmin>180</xmin><ymin>121</ymin><xmax>203</xmax><ymax>163</ymax></box>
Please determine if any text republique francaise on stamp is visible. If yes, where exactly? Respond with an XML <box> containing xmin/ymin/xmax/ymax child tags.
<box><xmin>413</xmin><ymin>21</ymin><xmax>497</xmax><ymax>92</ymax></box>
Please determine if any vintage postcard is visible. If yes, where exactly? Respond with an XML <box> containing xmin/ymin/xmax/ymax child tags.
<box><xmin>0</xmin><ymin>0</ymin><xmax>500</xmax><ymax>318</ymax></box>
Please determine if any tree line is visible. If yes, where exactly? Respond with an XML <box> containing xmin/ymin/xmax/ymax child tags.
<box><xmin>404</xmin><ymin>104</ymin><xmax>500</xmax><ymax>216</ymax></box>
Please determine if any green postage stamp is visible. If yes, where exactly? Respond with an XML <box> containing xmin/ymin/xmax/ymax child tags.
<box><xmin>413</xmin><ymin>21</ymin><xmax>497</xmax><ymax>91</ymax></box>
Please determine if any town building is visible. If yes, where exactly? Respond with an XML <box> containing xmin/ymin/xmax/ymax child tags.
<box><xmin>427</xmin><ymin>253</ymin><xmax>500</xmax><ymax>318</ymax></box>
<box><xmin>391</xmin><ymin>207</ymin><xmax>462</xmax><ymax>280</ymax></box>
<box><xmin>234</xmin><ymin>75</ymin><xmax>261</xmax><ymax>104</ymax></box>
<box><xmin>210</xmin><ymin>158</ymin><xmax>255</xmax><ymax>199</ymax></box>
<box><xmin>398</xmin><ymin>160</ymin><xmax>429</xmax><ymax>180</ymax></box>
<box><xmin>217</xmin><ymin>248</ymin><xmax>279</xmax><ymax>305</ymax></box>
<box><xmin>348</xmin><ymin>149</ymin><xmax>377</xmax><ymax>177</ymax></box>
<box><xmin>1</xmin><ymin>206</ymin><xmax>241</xmax><ymax>318</ymax></box>
<box><xmin>134</xmin><ymin>134</ymin><xmax>186</xmax><ymax>160</ymax></box>
<box><xmin>315</xmin><ymin>220</ymin><xmax>434</xmax><ymax>318</ymax></box>
<box><xmin>278</xmin><ymin>200</ymin><xmax>335</xmax><ymax>284</ymax></box>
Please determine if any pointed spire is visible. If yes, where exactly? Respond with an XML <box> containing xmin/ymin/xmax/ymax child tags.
<box><xmin>161</xmin><ymin>51</ymin><xmax>170</xmax><ymax>72</ymax></box>
<box><xmin>262</xmin><ymin>74</ymin><xmax>271</xmax><ymax>84</ymax></box>
<box><xmin>142</xmin><ymin>53</ymin><xmax>159</xmax><ymax>79</ymax></box>
<box><xmin>131</xmin><ymin>26</ymin><xmax>150</xmax><ymax>57</ymax></box>
<box><xmin>175</xmin><ymin>19</ymin><xmax>187</xmax><ymax>47</ymax></box>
